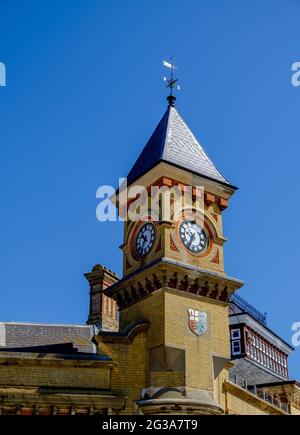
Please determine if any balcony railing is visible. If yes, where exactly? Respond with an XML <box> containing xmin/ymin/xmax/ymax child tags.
<box><xmin>230</xmin><ymin>374</ymin><xmax>289</xmax><ymax>414</ymax></box>
<box><xmin>231</xmin><ymin>293</ymin><xmax>267</xmax><ymax>326</ymax></box>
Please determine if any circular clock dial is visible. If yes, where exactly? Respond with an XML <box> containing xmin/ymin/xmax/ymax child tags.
<box><xmin>134</xmin><ymin>223</ymin><xmax>155</xmax><ymax>258</ymax></box>
<box><xmin>179</xmin><ymin>220</ymin><xmax>208</xmax><ymax>253</ymax></box>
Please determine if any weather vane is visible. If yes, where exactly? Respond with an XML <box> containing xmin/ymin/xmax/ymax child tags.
<box><xmin>163</xmin><ymin>58</ymin><xmax>180</xmax><ymax>106</ymax></box>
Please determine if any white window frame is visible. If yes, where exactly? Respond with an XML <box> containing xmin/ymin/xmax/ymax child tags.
<box><xmin>231</xmin><ymin>340</ymin><xmax>241</xmax><ymax>356</ymax></box>
<box><xmin>231</xmin><ymin>328</ymin><xmax>241</xmax><ymax>340</ymax></box>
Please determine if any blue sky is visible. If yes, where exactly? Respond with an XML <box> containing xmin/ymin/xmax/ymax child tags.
<box><xmin>0</xmin><ymin>0</ymin><xmax>300</xmax><ymax>378</ymax></box>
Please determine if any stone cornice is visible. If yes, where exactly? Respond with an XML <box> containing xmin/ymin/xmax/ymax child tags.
<box><xmin>0</xmin><ymin>352</ymin><xmax>115</xmax><ymax>368</ymax></box>
<box><xmin>0</xmin><ymin>386</ymin><xmax>126</xmax><ymax>414</ymax></box>
<box><xmin>105</xmin><ymin>257</ymin><xmax>243</xmax><ymax>310</ymax></box>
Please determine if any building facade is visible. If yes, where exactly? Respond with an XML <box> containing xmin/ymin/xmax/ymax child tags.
<box><xmin>0</xmin><ymin>96</ymin><xmax>299</xmax><ymax>415</ymax></box>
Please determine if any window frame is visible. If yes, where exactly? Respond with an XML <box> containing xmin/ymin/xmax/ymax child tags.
<box><xmin>231</xmin><ymin>340</ymin><xmax>241</xmax><ymax>356</ymax></box>
<box><xmin>231</xmin><ymin>328</ymin><xmax>241</xmax><ymax>340</ymax></box>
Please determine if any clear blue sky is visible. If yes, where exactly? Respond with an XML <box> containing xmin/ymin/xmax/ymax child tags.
<box><xmin>0</xmin><ymin>0</ymin><xmax>299</xmax><ymax>378</ymax></box>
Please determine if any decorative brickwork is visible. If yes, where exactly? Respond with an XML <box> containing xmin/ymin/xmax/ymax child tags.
<box><xmin>85</xmin><ymin>265</ymin><xmax>119</xmax><ymax>331</ymax></box>
<box><xmin>169</xmin><ymin>235</ymin><xmax>179</xmax><ymax>252</ymax></box>
<box><xmin>211</xmin><ymin>249</ymin><xmax>220</xmax><ymax>264</ymax></box>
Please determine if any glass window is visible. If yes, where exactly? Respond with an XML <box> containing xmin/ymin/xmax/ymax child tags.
<box><xmin>249</xmin><ymin>344</ymin><xmax>253</xmax><ymax>357</ymax></box>
<box><xmin>232</xmin><ymin>340</ymin><xmax>241</xmax><ymax>356</ymax></box>
<box><xmin>231</xmin><ymin>329</ymin><xmax>241</xmax><ymax>340</ymax></box>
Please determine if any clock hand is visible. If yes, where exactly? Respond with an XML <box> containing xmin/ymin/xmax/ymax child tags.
<box><xmin>140</xmin><ymin>234</ymin><xmax>148</xmax><ymax>249</ymax></box>
<box><xmin>187</xmin><ymin>231</ymin><xmax>196</xmax><ymax>248</ymax></box>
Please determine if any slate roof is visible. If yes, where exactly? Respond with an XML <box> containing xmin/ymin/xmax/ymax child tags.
<box><xmin>229</xmin><ymin>358</ymin><xmax>286</xmax><ymax>385</ymax></box>
<box><xmin>127</xmin><ymin>105</ymin><xmax>234</xmax><ymax>188</ymax></box>
<box><xmin>0</xmin><ymin>322</ymin><xmax>97</xmax><ymax>355</ymax></box>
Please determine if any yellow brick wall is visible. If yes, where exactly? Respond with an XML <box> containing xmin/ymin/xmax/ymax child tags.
<box><xmin>290</xmin><ymin>404</ymin><xmax>300</xmax><ymax>415</ymax></box>
<box><xmin>213</xmin><ymin>366</ymin><xmax>229</xmax><ymax>409</ymax></box>
<box><xmin>225</xmin><ymin>392</ymin><xmax>269</xmax><ymax>415</ymax></box>
<box><xmin>149</xmin><ymin>372</ymin><xmax>185</xmax><ymax>388</ymax></box>
<box><xmin>120</xmin><ymin>290</ymin><xmax>165</xmax><ymax>350</ymax></box>
<box><xmin>97</xmin><ymin>332</ymin><xmax>148</xmax><ymax>414</ymax></box>
<box><xmin>164</xmin><ymin>289</ymin><xmax>230</xmax><ymax>391</ymax></box>
<box><xmin>117</xmin><ymin>288</ymin><xmax>230</xmax><ymax>395</ymax></box>
<box><xmin>0</xmin><ymin>361</ymin><xmax>111</xmax><ymax>389</ymax></box>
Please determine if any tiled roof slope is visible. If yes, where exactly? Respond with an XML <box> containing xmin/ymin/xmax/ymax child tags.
<box><xmin>127</xmin><ymin>105</ymin><xmax>233</xmax><ymax>188</ymax></box>
<box><xmin>0</xmin><ymin>322</ymin><xmax>97</xmax><ymax>354</ymax></box>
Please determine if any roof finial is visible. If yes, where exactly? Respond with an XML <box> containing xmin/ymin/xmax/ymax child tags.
<box><xmin>163</xmin><ymin>57</ymin><xmax>180</xmax><ymax>106</ymax></box>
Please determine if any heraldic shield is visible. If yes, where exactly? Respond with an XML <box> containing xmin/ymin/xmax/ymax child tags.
<box><xmin>188</xmin><ymin>309</ymin><xmax>208</xmax><ymax>336</ymax></box>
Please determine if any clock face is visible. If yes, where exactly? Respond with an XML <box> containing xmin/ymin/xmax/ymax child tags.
<box><xmin>134</xmin><ymin>223</ymin><xmax>155</xmax><ymax>258</ymax></box>
<box><xmin>179</xmin><ymin>220</ymin><xmax>208</xmax><ymax>254</ymax></box>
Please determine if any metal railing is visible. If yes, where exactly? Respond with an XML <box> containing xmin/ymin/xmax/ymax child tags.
<box><xmin>231</xmin><ymin>293</ymin><xmax>267</xmax><ymax>326</ymax></box>
<box><xmin>231</xmin><ymin>374</ymin><xmax>289</xmax><ymax>414</ymax></box>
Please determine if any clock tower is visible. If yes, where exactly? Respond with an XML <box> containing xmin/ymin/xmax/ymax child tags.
<box><xmin>105</xmin><ymin>94</ymin><xmax>243</xmax><ymax>414</ymax></box>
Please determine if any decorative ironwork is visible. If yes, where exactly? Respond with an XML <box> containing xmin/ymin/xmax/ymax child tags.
<box><xmin>231</xmin><ymin>293</ymin><xmax>267</xmax><ymax>326</ymax></box>
<box><xmin>163</xmin><ymin>58</ymin><xmax>180</xmax><ymax>106</ymax></box>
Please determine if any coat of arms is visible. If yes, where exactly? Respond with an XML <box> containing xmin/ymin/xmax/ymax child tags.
<box><xmin>188</xmin><ymin>309</ymin><xmax>208</xmax><ymax>336</ymax></box>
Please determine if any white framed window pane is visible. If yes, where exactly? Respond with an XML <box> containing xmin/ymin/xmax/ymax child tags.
<box><xmin>231</xmin><ymin>328</ymin><xmax>241</xmax><ymax>340</ymax></box>
<box><xmin>249</xmin><ymin>344</ymin><xmax>253</xmax><ymax>357</ymax></box>
<box><xmin>232</xmin><ymin>340</ymin><xmax>241</xmax><ymax>356</ymax></box>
